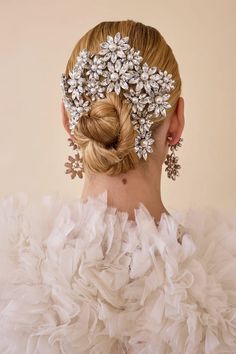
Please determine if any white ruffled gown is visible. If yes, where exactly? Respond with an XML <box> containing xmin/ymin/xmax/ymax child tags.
<box><xmin>0</xmin><ymin>190</ymin><xmax>236</xmax><ymax>354</ymax></box>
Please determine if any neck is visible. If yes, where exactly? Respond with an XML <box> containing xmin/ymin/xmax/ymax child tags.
<box><xmin>81</xmin><ymin>163</ymin><xmax>169</xmax><ymax>223</ymax></box>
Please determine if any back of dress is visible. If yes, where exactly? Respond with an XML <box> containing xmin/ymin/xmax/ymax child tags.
<box><xmin>0</xmin><ymin>191</ymin><xmax>236</xmax><ymax>354</ymax></box>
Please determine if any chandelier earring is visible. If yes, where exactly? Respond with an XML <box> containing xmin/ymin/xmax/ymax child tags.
<box><xmin>164</xmin><ymin>137</ymin><xmax>183</xmax><ymax>180</ymax></box>
<box><xmin>64</xmin><ymin>138</ymin><xmax>84</xmax><ymax>179</ymax></box>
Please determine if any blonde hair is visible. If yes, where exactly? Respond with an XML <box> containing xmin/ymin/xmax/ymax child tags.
<box><xmin>64</xmin><ymin>20</ymin><xmax>182</xmax><ymax>176</ymax></box>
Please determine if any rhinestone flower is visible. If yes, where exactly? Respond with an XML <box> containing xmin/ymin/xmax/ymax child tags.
<box><xmin>148</xmin><ymin>93</ymin><xmax>171</xmax><ymax>117</ymax></box>
<box><xmin>131</xmin><ymin>110</ymin><xmax>153</xmax><ymax>133</ymax></box>
<box><xmin>67</xmin><ymin>98</ymin><xmax>90</xmax><ymax>132</ymax></box>
<box><xmin>101</xmin><ymin>60</ymin><xmax>132</xmax><ymax>95</ymax></box>
<box><xmin>66</xmin><ymin>71</ymin><xmax>80</xmax><ymax>93</ymax></box>
<box><xmin>86</xmin><ymin>55</ymin><xmax>106</xmax><ymax>80</ymax></box>
<box><xmin>69</xmin><ymin>77</ymin><xmax>86</xmax><ymax>100</ymax></box>
<box><xmin>135</xmin><ymin>63</ymin><xmax>159</xmax><ymax>94</ymax></box>
<box><xmin>124</xmin><ymin>89</ymin><xmax>151</xmax><ymax>113</ymax></box>
<box><xmin>86</xmin><ymin>79</ymin><xmax>105</xmax><ymax>101</ymax></box>
<box><xmin>126</xmin><ymin>47</ymin><xmax>143</xmax><ymax>69</ymax></box>
<box><xmin>156</xmin><ymin>70</ymin><xmax>175</xmax><ymax>93</ymax></box>
<box><xmin>75</xmin><ymin>49</ymin><xmax>91</xmax><ymax>69</ymax></box>
<box><xmin>134</xmin><ymin>131</ymin><xmax>155</xmax><ymax>160</ymax></box>
<box><xmin>99</xmin><ymin>32</ymin><xmax>130</xmax><ymax>63</ymax></box>
<box><xmin>74</xmin><ymin>98</ymin><xmax>90</xmax><ymax>113</ymax></box>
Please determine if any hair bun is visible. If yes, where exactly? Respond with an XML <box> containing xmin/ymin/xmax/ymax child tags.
<box><xmin>79</xmin><ymin>93</ymin><xmax>121</xmax><ymax>149</ymax></box>
<box><xmin>73</xmin><ymin>92</ymin><xmax>139</xmax><ymax>175</ymax></box>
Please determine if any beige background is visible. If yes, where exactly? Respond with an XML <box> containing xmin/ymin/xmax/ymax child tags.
<box><xmin>0</xmin><ymin>0</ymin><xmax>235</xmax><ymax>213</ymax></box>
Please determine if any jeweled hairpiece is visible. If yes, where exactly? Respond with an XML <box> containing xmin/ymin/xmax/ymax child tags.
<box><xmin>60</xmin><ymin>32</ymin><xmax>175</xmax><ymax>160</ymax></box>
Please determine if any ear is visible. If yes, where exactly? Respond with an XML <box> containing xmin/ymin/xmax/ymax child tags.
<box><xmin>61</xmin><ymin>101</ymin><xmax>73</xmax><ymax>138</ymax></box>
<box><xmin>167</xmin><ymin>97</ymin><xmax>185</xmax><ymax>146</ymax></box>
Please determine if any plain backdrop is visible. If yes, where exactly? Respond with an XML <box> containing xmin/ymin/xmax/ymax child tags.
<box><xmin>0</xmin><ymin>0</ymin><xmax>235</xmax><ymax>213</ymax></box>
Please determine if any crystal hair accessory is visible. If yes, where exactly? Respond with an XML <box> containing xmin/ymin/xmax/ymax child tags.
<box><xmin>60</xmin><ymin>32</ymin><xmax>175</xmax><ymax>160</ymax></box>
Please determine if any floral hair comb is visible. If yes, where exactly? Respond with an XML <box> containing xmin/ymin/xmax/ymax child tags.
<box><xmin>61</xmin><ymin>32</ymin><xmax>175</xmax><ymax>160</ymax></box>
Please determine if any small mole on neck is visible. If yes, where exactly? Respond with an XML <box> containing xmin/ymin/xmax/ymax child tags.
<box><xmin>122</xmin><ymin>177</ymin><xmax>127</xmax><ymax>184</ymax></box>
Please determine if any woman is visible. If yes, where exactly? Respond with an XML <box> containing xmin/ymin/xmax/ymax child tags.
<box><xmin>0</xmin><ymin>20</ymin><xmax>236</xmax><ymax>354</ymax></box>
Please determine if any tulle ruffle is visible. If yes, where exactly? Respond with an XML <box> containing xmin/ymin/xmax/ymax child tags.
<box><xmin>0</xmin><ymin>190</ymin><xmax>236</xmax><ymax>354</ymax></box>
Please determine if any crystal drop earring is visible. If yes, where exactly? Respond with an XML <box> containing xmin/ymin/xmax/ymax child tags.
<box><xmin>64</xmin><ymin>138</ymin><xmax>84</xmax><ymax>179</ymax></box>
<box><xmin>164</xmin><ymin>137</ymin><xmax>183</xmax><ymax>181</ymax></box>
